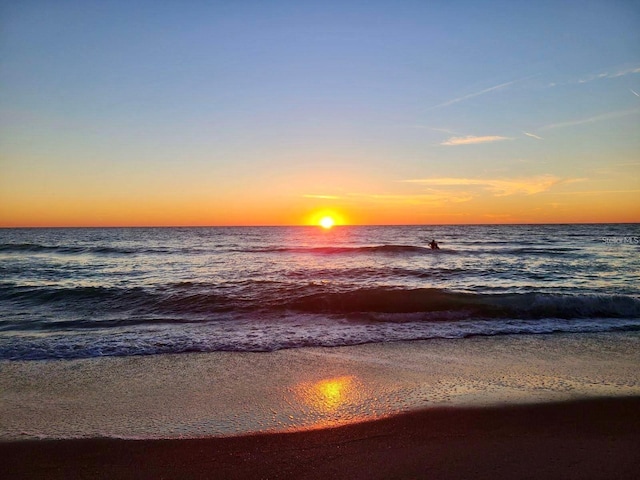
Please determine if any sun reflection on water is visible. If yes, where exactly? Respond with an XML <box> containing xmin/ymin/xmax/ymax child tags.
<box><xmin>296</xmin><ymin>376</ymin><xmax>358</xmax><ymax>413</ymax></box>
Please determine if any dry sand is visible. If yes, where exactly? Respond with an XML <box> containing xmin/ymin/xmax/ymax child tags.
<box><xmin>2</xmin><ymin>398</ymin><xmax>639</xmax><ymax>479</ymax></box>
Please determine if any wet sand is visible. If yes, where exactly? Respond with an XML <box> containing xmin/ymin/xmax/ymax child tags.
<box><xmin>2</xmin><ymin>397</ymin><xmax>639</xmax><ymax>479</ymax></box>
<box><xmin>1</xmin><ymin>333</ymin><xmax>640</xmax><ymax>478</ymax></box>
<box><xmin>3</xmin><ymin>333</ymin><xmax>640</xmax><ymax>440</ymax></box>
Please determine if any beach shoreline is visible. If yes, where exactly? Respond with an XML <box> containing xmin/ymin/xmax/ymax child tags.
<box><xmin>2</xmin><ymin>332</ymin><xmax>640</xmax><ymax>441</ymax></box>
<box><xmin>2</xmin><ymin>397</ymin><xmax>639</xmax><ymax>479</ymax></box>
<box><xmin>2</xmin><ymin>332</ymin><xmax>640</xmax><ymax>478</ymax></box>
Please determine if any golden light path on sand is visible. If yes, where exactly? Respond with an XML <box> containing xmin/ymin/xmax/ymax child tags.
<box><xmin>1</xmin><ymin>333</ymin><xmax>640</xmax><ymax>440</ymax></box>
<box><xmin>297</xmin><ymin>376</ymin><xmax>357</xmax><ymax>412</ymax></box>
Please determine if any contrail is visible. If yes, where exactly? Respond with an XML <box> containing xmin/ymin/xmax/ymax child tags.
<box><xmin>429</xmin><ymin>80</ymin><xmax>516</xmax><ymax>109</ymax></box>
<box><xmin>631</xmin><ymin>89</ymin><xmax>640</xmax><ymax>97</ymax></box>
<box><xmin>426</xmin><ymin>75</ymin><xmax>538</xmax><ymax>110</ymax></box>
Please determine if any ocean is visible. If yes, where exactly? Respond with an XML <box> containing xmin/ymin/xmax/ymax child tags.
<box><xmin>1</xmin><ymin>224</ymin><xmax>639</xmax><ymax>361</ymax></box>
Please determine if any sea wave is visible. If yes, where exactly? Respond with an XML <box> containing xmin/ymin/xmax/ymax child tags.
<box><xmin>240</xmin><ymin>244</ymin><xmax>587</xmax><ymax>257</ymax></box>
<box><xmin>0</xmin><ymin>243</ymin><xmax>168</xmax><ymax>255</ymax></box>
<box><xmin>243</xmin><ymin>245</ymin><xmax>447</xmax><ymax>255</ymax></box>
<box><xmin>1</xmin><ymin>315</ymin><xmax>639</xmax><ymax>361</ymax></box>
<box><xmin>287</xmin><ymin>288</ymin><xmax>640</xmax><ymax>319</ymax></box>
<box><xmin>2</xmin><ymin>284</ymin><xmax>639</xmax><ymax>333</ymax></box>
<box><xmin>0</xmin><ymin>242</ymin><xmax>450</xmax><ymax>258</ymax></box>
<box><xmin>2</xmin><ymin>241</ymin><xmax>588</xmax><ymax>258</ymax></box>
<box><xmin>497</xmin><ymin>247</ymin><xmax>583</xmax><ymax>256</ymax></box>
<box><xmin>0</xmin><ymin>284</ymin><xmax>237</xmax><ymax>319</ymax></box>
<box><xmin>2</xmin><ymin>224</ymin><xmax>639</xmax><ymax>361</ymax></box>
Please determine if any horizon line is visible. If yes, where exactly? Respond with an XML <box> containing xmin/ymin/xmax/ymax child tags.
<box><xmin>1</xmin><ymin>221</ymin><xmax>639</xmax><ymax>229</ymax></box>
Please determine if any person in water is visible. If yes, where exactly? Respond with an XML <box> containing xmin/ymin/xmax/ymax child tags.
<box><xmin>429</xmin><ymin>239</ymin><xmax>440</xmax><ymax>250</ymax></box>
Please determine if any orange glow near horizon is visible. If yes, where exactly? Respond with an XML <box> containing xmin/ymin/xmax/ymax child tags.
<box><xmin>1</xmin><ymin>183</ymin><xmax>639</xmax><ymax>227</ymax></box>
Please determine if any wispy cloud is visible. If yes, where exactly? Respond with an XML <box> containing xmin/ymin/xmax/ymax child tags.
<box><xmin>346</xmin><ymin>192</ymin><xmax>473</xmax><ymax>205</ymax></box>
<box><xmin>631</xmin><ymin>89</ymin><xmax>640</xmax><ymax>97</ymax></box>
<box><xmin>549</xmin><ymin>189</ymin><xmax>640</xmax><ymax>196</ymax></box>
<box><xmin>540</xmin><ymin>108</ymin><xmax>640</xmax><ymax>130</ymax></box>
<box><xmin>412</xmin><ymin>126</ymin><xmax>460</xmax><ymax>135</ymax></box>
<box><xmin>523</xmin><ymin>132</ymin><xmax>543</xmax><ymax>140</ymax></box>
<box><xmin>579</xmin><ymin>66</ymin><xmax>640</xmax><ymax>84</ymax></box>
<box><xmin>404</xmin><ymin>175</ymin><xmax>563</xmax><ymax>196</ymax></box>
<box><xmin>334</xmin><ymin>175</ymin><xmax>580</xmax><ymax>208</ymax></box>
<box><xmin>303</xmin><ymin>194</ymin><xmax>341</xmax><ymax>200</ymax></box>
<box><xmin>440</xmin><ymin>135</ymin><xmax>510</xmax><ymax>146</ymax></box>
<box><xmin>550</xmin><ymin>65</ymin><xmax>640</xmax><ymax>87</ymax></box>
<box><xmin>587</xmin><ymin>162</ymin><xmax>640</xmax><ymax>175</ymax></box>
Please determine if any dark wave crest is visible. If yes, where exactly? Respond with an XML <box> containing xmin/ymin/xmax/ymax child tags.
<box><xmin>498</xmin><ymin>247</ymin><xmax>582</xmax><ymax>256</ymax></box>
<box><xmin>0</xmin><ymin>243</ymin><xmax>154</xmax><ymax>255</ymax></box>
<box><xmin>0</xmin><ymin>286</ymin><xmax>241</xmax><ymax>320</ymax></box>
<box><xmin>245</xmin><ymin>244</ymin><xmax>446</xmax><ymax>255</ymax></box>
<box><xmin>2</xmin><ymin>242</ymin><xmax>586</xmax><ymax>258</ymax></box>
<box><xmin>287</xmin><ymin>288</ymin><xmax>640</xmax><ymax>319</ymax></box>
<box><xmin>2</xmin><ymin>283</ymin><xmax>639</xmax><ymax>334</ymax></box>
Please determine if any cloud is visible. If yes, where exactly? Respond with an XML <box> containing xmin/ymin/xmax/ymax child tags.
<box><xmin>578</xmin><ymin>72</ymin><xmax>611</xmax><ymax>84</ymax></box>
<box><xmin>303</xmin><ymin>194</ymin><xmax>340</xmax><ymax>200</ymax></box>
<box><xmin>549</xmin><ymin>189</ymin><xmax>640</xmax><ymax>196</ymax></box>
<box><xmin>551</xmin><ymin>65</ymin><xmax>640</xmax><ymax>87</ymax></box>
<box><xmin>346</xmin><ymin>192</ymin><xmax>473</xmax><ymax>205</ymax></box>
<box><xmin>610</xmin><ymin>66</ymin><xmax>640</xmax><ymax>78</ymax></box>
<box><xmin>440</xmin><ymin>135</ymin><xmax>510</xmax><ymax>146</ymax></box>
<box><xmin>411</xmin><ymin>126</ymin><xmax>460</xmax><ymax>135</ymax></box>
<box><xmin>540</xmin><ymin>108</ymin><xmax>640</xmax><ymax>130</ymax></box>
<box><xmin>631</xmin><ymin>89</ymin><xmax>640</xmax><ymax>97</ymax></box>
<box><xmin>579</xmin><ymin>66</ymin><xmax>640</xmax><ymax>83</ymax></box>
<box><xmin>404</xmin><ymin>175</ymin><xmax>562</xmax><ymax>196</ymax></box>
<box><xmin>523</xmin><ymin>132</ymin><xmax>543</xmax><ymax>140</ymax></box>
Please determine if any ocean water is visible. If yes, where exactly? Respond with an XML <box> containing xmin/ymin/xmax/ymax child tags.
<box><xmin>0</xmin><ymin>224</ymin><xmax>639</xmax><ymax>361</ymax></box>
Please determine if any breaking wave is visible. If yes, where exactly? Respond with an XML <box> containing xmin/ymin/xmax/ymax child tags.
<box><xmin>0</xmin><ymin>243</ymin><xmax>171</xmax><ymax>255</ymax></box>
<box><xmin>2</xmin><ymin>284</ymin><xmax>638</xmax><ymax>331</ymax></box>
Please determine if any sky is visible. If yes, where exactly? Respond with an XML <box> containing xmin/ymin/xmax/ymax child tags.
<box><xmin>1</xmin><ymin>0</ymin><xmax>639</xmax><ymax>227</ymax></box>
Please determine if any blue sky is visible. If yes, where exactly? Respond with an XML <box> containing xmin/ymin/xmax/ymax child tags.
<box><xmin>1</xmin><ymin>0</ymin><xmax>639</xmax><ymax>225</ymax></box>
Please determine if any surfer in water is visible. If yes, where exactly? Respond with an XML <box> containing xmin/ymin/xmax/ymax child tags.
<box><xmin>429</xmin><ymin>239</ymin><xmax>440</xmax><ymax>250</ymax></box>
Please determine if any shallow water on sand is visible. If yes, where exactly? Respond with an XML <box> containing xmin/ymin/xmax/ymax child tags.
<box><xmin>1</xmin><ymin>332</ymin><xmax>639</xmax><ymax>440</ymax></box>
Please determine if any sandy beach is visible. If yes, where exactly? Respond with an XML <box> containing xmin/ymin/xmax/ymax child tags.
<box><xmin>2</xmin><ymin>398</ymin><xmax>640</xmax><ymax>479</ymax></box>
<box><xmin>2</xmin><ymin>332</ymin><xmax>640</xmax><ymax>478</ymax></box>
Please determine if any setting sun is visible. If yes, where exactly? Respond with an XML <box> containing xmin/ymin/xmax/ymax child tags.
<box><xmin>319</xmin><ymin>216</ymin><xmax>335</xmax><ymax>229</ymax></box>
<box><xmin>306</xmin><ymin>210</ymin><xmax>347</xmax><ymax>228</ymax></box>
